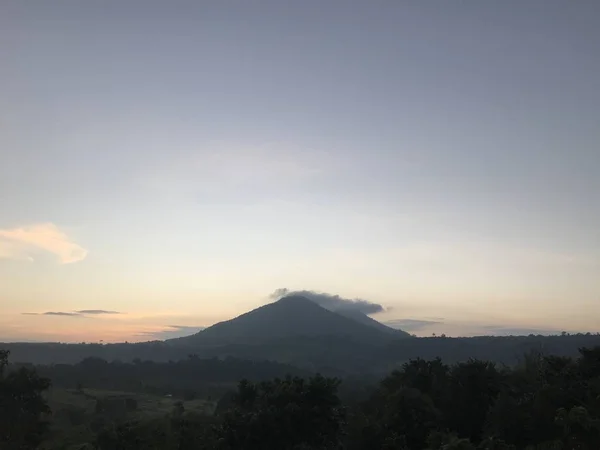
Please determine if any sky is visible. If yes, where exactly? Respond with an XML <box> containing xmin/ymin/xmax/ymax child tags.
<box><xmin>1</xmin><ymin>1</ymin><xmax>599</xmax><ymax>342</ymax></box>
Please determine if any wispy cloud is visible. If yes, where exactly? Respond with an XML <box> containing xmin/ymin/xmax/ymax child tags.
<box><xmin>383</xmin><ymin>320</ymin><xmax>571</xmax><ymax>337</ymax></box>
<box><xmin>385</xmin><ymin>318</ymin><xmax>444</xmax><ymax>331</ymax></box>
<box><xmin>0</xmin><ymin>223</ymin><xmax>87</xmax><ymax>264</ymax></box>
<box><xmin>22</xmin><ymin>310</ymin><xmax>121</xmax><ymax>317</ymax></box>
<box><xmin>136</xmin><ymin>325</ymin><xmax>205</xmax><ymax>340</ymax></box>
<box><xmin>44</xmin><ymin>311</ymin><xmax>81</xmax><ymax>317</ymax></box>
<box><xmin>269</xmin><ymin>288</ymin><xmax>386</xmax><ymax>315</ymax></box>
<box><xmin>480</xmin><ymin>325</ymin><xmax>563</xmax><ymax>336</ymax></box>
<box><xmin>0</xmin><ymin>239</ymin><xmax>34</xmax><ymax>261</ymax></box>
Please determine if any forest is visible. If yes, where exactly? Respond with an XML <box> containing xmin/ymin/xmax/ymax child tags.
<box><xmin>2</xmin><ymin>346</ymin><xmax>600</xmax><ymax>449</ymax></box>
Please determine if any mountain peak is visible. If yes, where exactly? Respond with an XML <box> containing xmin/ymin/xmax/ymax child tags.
<box><xmin>172</xmin><ymin>295</ymin><xmax>408</xmax><ymax>345</ymax></box>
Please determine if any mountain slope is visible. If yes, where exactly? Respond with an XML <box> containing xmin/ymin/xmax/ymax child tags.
<box><xmin>335</xmin><ymin>309</ymin><xmax>411</xmax><ymax>337</ymax></box>
<box><xmin>171</xmin><ymin>296</ymin><xmax>399</xmax><ymax>345</ymax></box>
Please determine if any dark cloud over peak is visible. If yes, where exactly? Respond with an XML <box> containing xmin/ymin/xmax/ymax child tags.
<box><xmin>75</xmin><ymin>310</ymin><xmax>121</xmax><ymax>315</ymax></box>
<box><xmin>269</xmin><ymin>288</ymin><xmax>386</xmax><ymax>315</ymax></box>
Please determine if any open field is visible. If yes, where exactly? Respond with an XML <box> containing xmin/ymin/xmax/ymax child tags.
<box><xmin>42</xmin><ymin>388</ymin><xmax>215</xmax><ymax>449</ymax></box>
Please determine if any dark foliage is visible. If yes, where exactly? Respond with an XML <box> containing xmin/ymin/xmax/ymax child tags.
<box><xmin>0</xmin><ymin>350</ymin><xmax>51</xmax><ymax>449</ymax></box>
<box><xmin>215</xmin><ymin>375</ymin><xmax>346</xmax><ymax>450</ymax></box>
<box><xmin>344</xmin><ymin>347</ymin><xmax>600</xmax><ymax>449</ymax></box>
<box><xmin>3</xmin><ymin>345</ymin><xmax>600</xmax><ymax>449</ymax></box>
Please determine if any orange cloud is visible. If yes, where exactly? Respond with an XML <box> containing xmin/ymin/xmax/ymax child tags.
<box><xmin>0</xmin><ymin>223</ymin><xmax>87</xmax><ymax>264</ymax></box>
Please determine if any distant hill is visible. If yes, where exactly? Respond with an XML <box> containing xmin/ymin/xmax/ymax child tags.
<box><xmin>4</xmin><ymin>333</ymin><xmax>600</xmax><ymax>375</ymax></box>
<box><xmin>170</xmin><ymin>295</ymin><xmax>407</xmax><ymax>345</ymax></box>
<box><xmin>335</xmin><ymin>309</ymin><xmax>411</xmax><ymax>337</ymax></box>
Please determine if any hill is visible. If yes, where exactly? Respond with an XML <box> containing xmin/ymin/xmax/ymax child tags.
<box><xmin>170</xmin><ymin>295</ymin><xmax>404</xmax><ymax>345</ymax></box>
<box><xmin>4</xmin><ymin>334</ymin><xmax>600</xmax><ymax>376</ymax></box>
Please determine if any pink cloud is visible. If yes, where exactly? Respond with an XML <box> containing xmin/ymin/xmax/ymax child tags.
<box><xmin>0</xmin><ymin>223</ymin><xmax>87</xmax><ymax>264</ymax></box>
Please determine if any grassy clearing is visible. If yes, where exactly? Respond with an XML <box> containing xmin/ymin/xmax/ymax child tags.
<box><xmin>42</xmin><ymin>388</ymin><xmax>215</xmax><ymax>449</ymax></box>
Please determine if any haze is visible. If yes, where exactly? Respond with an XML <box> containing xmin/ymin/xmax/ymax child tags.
<box><xmin>1</xmin><ymin>1</ymin><xmax>599</xmax><ymax>343</ymax></box>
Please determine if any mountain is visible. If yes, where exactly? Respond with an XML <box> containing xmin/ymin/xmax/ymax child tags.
<box><xmin>335</xmin><ymin>309</ymin><xmax>411</xmax><ymax>337</ymax></box>
<box><xmin>171</xmin><ymin>295</ymin><xmax>407</xmax><ymax>345</ymax></box>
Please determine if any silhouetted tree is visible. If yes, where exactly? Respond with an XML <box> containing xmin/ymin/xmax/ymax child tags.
<box><xmin>215</xmin><ymin>375</ymin><xmax>346</xmax><ymax>450</ymax></box>
<box><xmin>0</xmin><ymin>349</ymin><xmax>51</xmax><ymax>449</ymax></box>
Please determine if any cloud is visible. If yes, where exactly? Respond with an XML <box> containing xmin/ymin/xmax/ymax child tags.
<box><xmin>136</xmin><ymin>325</ymin><xmax>205</xmax><ymax>340</ymax></box>
<box><xmin>43</xmin><ymin>312</ymin><xmax>82</xmax><ymax>317</ymax></box>
<box><xmin>0</xmin><ymin>239</ymin><xmax>34</xmax><ymax>261</ymax></box>
<box><xmin>269</xmin><ymin>288</ymin><xmax>386</xmax><ymax>315</ymax></box>
<box><xmin>384</xmin><ymin>319</ymin><xmax>444</xmax><ymax>331</ymax></box>
<box><xmin>382</xmin><ymin>321</ymin><xmax>570</xmax><ymax>337</ymax></box>
<box><xmin>0</xmin><ymin>223</ymin><xmax>87</xmax><ymax>264</ymax></box>
<box><xmin>22</xmin><ymin>310</ymin><xmax>122</xmax><ymax>317</ymax></box>
<box><xmin>480</xmin><ymin>325</ymin><xmax>563</xmax><ymax>336</ymax></box>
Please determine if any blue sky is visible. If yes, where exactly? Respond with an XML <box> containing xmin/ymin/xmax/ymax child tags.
<box><xmin>1</xmin><ymin>1</ymin><xmax>599</xmax><ymax>342</ymax></box>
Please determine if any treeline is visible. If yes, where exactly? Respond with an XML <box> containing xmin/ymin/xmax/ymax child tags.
<box><xmin>2</xmin><ymin>347</ymin><xmax>600</xmax><ymax>449</ymax></box>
